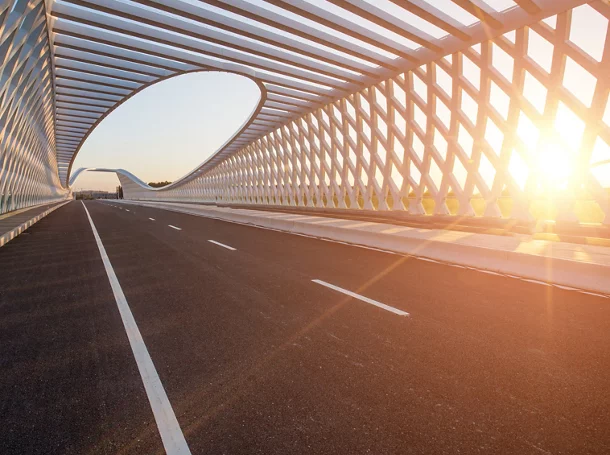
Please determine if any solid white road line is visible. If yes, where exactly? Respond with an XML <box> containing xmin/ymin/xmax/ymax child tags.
<box><xmin>168</xmin><ymin>225</ymin><xmax>182</xmax><ymax>230</ymax></box>
<box><xmin>81</xmin><ymin>202</ymin><xmax>191</xmax><ymax>455</ymax></box>
<box><xmin>149</xmin><ymin>218</ymin><xmax>156</xmax><ymax>221</ymax></box>
<box><xmin>312</xmin><ymin>279</ymin><xmax>409</xmax><ymax>317</ymax></box>
<box><xmin>208</xmin><ymin>240</ymin><xmax>236</xmax><ymax>251</ymax></box>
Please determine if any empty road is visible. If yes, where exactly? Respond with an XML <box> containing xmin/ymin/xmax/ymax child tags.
<box><xmin>1</xmin><ymin>201</ymin><xmax>609</xmax><ymax>454</ymax></box>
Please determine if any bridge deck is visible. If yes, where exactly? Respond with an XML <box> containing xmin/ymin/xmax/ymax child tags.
<box><xmin>1</xmin><ymin>201</ymin><xmax>609</xmax><ymax>454</ymax></box>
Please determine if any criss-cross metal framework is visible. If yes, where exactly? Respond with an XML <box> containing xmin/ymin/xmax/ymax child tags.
<box><xmin>0</xmin><ymin>0</ymin><xmax>68</xmax><ymax>212</ymax></box>
<box><xmin>1</xmin><ymin>0</ymin><xmax>609</xmax><ymax>223</ymax></box>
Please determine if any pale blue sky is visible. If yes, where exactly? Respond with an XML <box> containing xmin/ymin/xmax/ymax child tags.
<box><xmin>71</xmin><ymin>72</ymin><xmax>261</xmax><ymax>191</ymax></box>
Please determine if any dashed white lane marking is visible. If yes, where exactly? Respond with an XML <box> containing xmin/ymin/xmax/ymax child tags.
<box><xmin>119</xmin><ymin>201</ymin><xmax>610</xmax><ymax>300</ymax></box>
<box><xmin>149</xmin><ymin>218</ymin><xmax>156</xmax><ymax>221</ymax></box>
<box><xmin>168</xmin><ymin>225</ymin><xmax>182</xmax><ymax>230</ymax></box>
<box><xmin>125</xmin><ymin>209</ymin><xmax>130</xmax><ymax>212</ymax></box>
<box><xmin>208</xmin><ymin>240</ymin><xmax>236</xmax><ymax>251</ymax></box>
<box><xmin>312</xmin><ymin>279</ymin><xmax>409</xmax><ymax>317</ymax></box>
<box><xmin>81</xmin><ymin>202</ymin><xmax>191</xmax><ymax>455</ymax></box>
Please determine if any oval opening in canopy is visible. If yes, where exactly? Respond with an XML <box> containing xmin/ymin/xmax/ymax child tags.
<box><xmin>70</xmin><ymin>72</ymin><xmax>262</xmax><ymax>191</ymax></box>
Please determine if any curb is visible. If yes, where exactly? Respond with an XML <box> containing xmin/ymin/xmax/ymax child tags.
<box><xmin>121</xmin><ymin>200</ymin><xmax>610</xmax><ymax>297</ymax></box>
<box><xmin>0</xmin><ymin>200</ymin><xmax>71</xmax><ymax>248</ymax></box>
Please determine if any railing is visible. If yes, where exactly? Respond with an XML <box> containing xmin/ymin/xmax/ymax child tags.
<box><xmin>1</xmin><ymin>1</ymin><xmax>608</xmax><ymax>225</ymax></box>
<box><xmin>119</xmin><ymin>2</ymin><xmax>610</xmax><ymax>225</ymax></box>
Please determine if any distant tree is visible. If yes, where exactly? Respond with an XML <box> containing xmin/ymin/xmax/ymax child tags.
<box><xmin>116</xmin><ymin>185</ymin><xmax>123</xmax><ymax>199</ymax></box>
<box><xmin>148</xmin><ymin>181</ymin><xmax>172</xmax><ymax>188</ymax></box>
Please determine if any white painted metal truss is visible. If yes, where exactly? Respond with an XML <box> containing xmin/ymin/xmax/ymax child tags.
<box><xmin>0</xmin><ymin>0</ymin><xmax>68</xmax><ymax>213</ymax></box>
<box><xmin>1</xmin><ymin>0</ymin><xmax>609</xmax><ymax>224</ymax></box>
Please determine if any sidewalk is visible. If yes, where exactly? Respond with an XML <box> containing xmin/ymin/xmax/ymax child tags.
<box><xmin>120</xmin><ymin>200</ymin><xmax>610</xmax><ymax>296</ymax></box>
<box><xmin>0</xmin><ymin>201</ymin><xmax>71</xmax><ymax>247</ymax></box>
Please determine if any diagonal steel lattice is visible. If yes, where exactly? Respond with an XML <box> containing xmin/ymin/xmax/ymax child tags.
<box><xmin>0</xmin><ymin>0</ymin><xmax>68</xmax><ymax>213</ymax></box>
<box><xmin>1</xmin><ymin>0</ymin><xmax>609</xmax><ymax>224</ymax></box>
<box><xmin>118</xmin><ymin>1</ymin><xmax>610</xmax><ymax>223</ymax></box>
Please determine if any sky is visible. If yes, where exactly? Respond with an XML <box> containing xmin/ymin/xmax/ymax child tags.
<box><xmin>71</xmin><ymin>72</ymin><xmax>261</xmax><ymax>191</ymax></box>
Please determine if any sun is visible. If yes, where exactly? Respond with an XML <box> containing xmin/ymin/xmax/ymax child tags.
<box><xmin>534</xmin><ymin>139</ymin><xmax>574</xmax><ymax>191</ymax></box>
<box><xmin>506</xmin><ymin>104</ymin><xmax>584</xmax><ymax>193</ymax></box>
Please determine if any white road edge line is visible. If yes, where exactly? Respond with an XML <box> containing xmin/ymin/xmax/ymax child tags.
<box><xmin>168</xmin><ymin>225</ymin><xmax>182</xmax><ymax>230</ymax></box>
<box><xmin>208</xmin><ymin>240</ymin><xmax>236</xmax><ymax>251</ymax></box>
<box><xmin>312</xmin><ymin>279</ymin><xmax>409</xmax><ymax>317</ymax></box>
<box><xmin>80</xmin><ymin>202</ymin><xmax>191</xmax><ymax>455</ymax></box>
<box><xmin>149</xmin><ymin>218</ymin><xmax>156</xmax><ymax>221</ymax></box>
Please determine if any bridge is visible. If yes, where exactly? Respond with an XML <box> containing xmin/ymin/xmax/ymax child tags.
<box><xmin>1</xmin><ymin>1</ymin><xmax>610</xmax><ymax>454</ymax></box>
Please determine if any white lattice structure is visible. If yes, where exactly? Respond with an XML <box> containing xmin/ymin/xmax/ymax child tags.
<box><xmin>0</xmin><ymin>0</ymin><xmax>69</xmax><ymax>213</ymax></box>
<box><xmin>115</xmin><ymin>2</ymin><xmax>610</xmax><ymax>224</ymax></box>
<box><xmin>1</xmin><ymin>0</ymin><xmax>609</xmax><ymax>224</ymax></box>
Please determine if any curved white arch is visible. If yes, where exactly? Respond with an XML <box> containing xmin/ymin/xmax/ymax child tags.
<box><xmin>69</xmin><ymin>167</ymin><xmax>148</xmax><ymax>188</ymax></box>
<box><xmin>70</xmin><ymin>167</ymin><xmax>183</xmax><ymax>202</ymax></box>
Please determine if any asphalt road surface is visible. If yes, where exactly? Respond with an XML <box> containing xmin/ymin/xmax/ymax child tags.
<box><xmin>1</xmin><ymin>200</ymin><xmax>609</xmax><ymax>454</ymax></box>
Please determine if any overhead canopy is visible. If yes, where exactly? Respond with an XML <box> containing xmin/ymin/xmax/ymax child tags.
<box><xmin>48</xmin><ymin>0</ymin><xmax>587</xmax><ymax>187</ymax></box>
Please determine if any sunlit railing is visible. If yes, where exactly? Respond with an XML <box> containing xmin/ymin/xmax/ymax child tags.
<box><xmin>123</xmin><ymin>3</ymin><xmax>610</xmax><ymax>224</ymax></box>
<box><xmin>1</xmin><ymin>1</ymin><xmax>608</xmax><ymax>224</ymax></box>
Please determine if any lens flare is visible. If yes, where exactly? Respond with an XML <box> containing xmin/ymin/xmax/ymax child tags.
<box><xmin>535</xmin><ymin>140</ymin><xmax>574</xmax><ymax>190</ymax></box>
